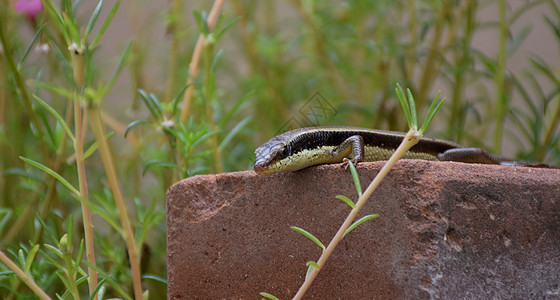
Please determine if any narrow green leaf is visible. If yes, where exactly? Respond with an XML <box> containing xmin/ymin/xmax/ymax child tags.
<box><xmin>101</xmin><ymin>41</ymin><xmax>132</xmax><ymax>98</ymax></box>
<box><xmin>83</xmin><ymin>132</ymin><xmax>114</xmax><ymax>160</ymax></box>
<box><xmin>3</xmin><ymin>167</ymin><xmax>46</xmax><ymax>183</ymax></box>
<box><xmin>142</xmin><ymin>160</ymin><xmax>181</xmax><ymax>176</ymax></box>
<box><xmin>219</xmin><ymin>91</ymin><xmax>252</xmax><ymax>127</ymax></box>
<box><xmin>211</xmin><ymin>48</ymin><xmax>224</xmax><ymax>73</ymax></box>
<box><xmin>141</xmin><ymin>274</ymin><xmax>167</xmax><ymax>285</ymax></box>
<box><xmin>84</xmin><ymin>262</ymin><xmax>133</xmax><ymax>300</ymax></box>
<box><xmin>544</xmin><ymin>15</ymin><xmax>560</xmax><ymax>41</ymax></box>
<box><xmin>86</xmin><ymin>0</ymin><xmax>104</xmax><ymax>37</ymax></box>
<box><xmin>19</xmin><ymin>157</ymin><xmax>79</xmax><ymax>195</ymax></box>
<box><xmin>406</xmin><ymin>88</ymin><xmax>418</xmax><ymax>129</ymax></box>
<box><xmin>336</xmin><ymin>195</ymin><xmax>356</xmax><ymax>209</ymax></box>
<box><xmin>19</xmin><ymin>24</ymin><xmax>46</xmax><ymax>65</ymax></box>
<box><xmin>215</xmin><ymin>17</ymin><xmax>240</xmax><ymax>41</ymax></box>
<box><xmin>290</xmin><ymin>226</ymin><xmax>325</xmax><ymax>250</ymax></box>
<box><xmin>87</xmin><ymin>200</ymin><xmax>123</xmax><ymax>234</ymax></box>
<box><xmin>346</xmin><ymin>159</ymin><xmax>362</xmax><ymax>196</ymax></box>
<box><xmin>17</xmin><ymin>249</ymin><xmax>25</xmax><ymax>267</ymax></box>
<box><xmin>420</xmin><ymin>91</ymin><xmax>446</xmax><ymax>133</ymax></box>
<box><xmin>76</xmin><ymin>275</ymin><xmax>89</xmax><ymax>286</ymax></box>
<box><xmin>306</xmin><ymin>261</ymin><xmax>320</xmax><ymax>271</ymax></box>
<box><xmin>192</xmin><ymin>10</ymin><xmax>209</xmax><ymax>35</ymax></box>
<box><xmin>138</xmin><ymin>89</ymin><xmax>160</xmax><ymax>120</ymax></box>
<box><xmin>149</xmin><ymin>93</ymin><xmax>164</xmax><ymax>120</ymax></box>
<box><xmin>344</xmin><ymin>214</ymin><xmax>380</xmax><ymax>236</ymax></box>
<box><xmin>62</xmin><ymin>0</ymin><xmax>75</xmax><ymax>20</ymax></box>
<box><xmin>23</xmin><ymin>244</ymin><xmax>40</xmax><ymax>274</ymax></box>
<box><xmin>89</xmin><ymin>277</ymin><xmax>107</xmax><ymax>300</ymax></box>
<box><xmin>171</xmin><ymin>83</ymin><xmax>192</xmax><ymax>118</ymax></box>
<box><xmin>530</xmin><ymin>57</ymin><xmax>560</xmax><ymax>85</ymax></box>
<box><xmin>36</xmin><ymin>214</ymin><xmax>59</xmax><ymax>245</ymax></box>
<box><xmin>75</xmin><ymin>240</ymin><xmax>85</xmax><ymax>274</ymax></box>
<box><xmin>305</xmin><ymin>264</ymin><xmax>315</xmax><ymax>281</ymax></box>
<box><xmin>90</xmin><ymin>0</ymin><xmax>120</xmax><ymax>48</ymax></box>
<box><xmin>395</xmin><ymin>83</ymin><xmax>411</xmax><ymax>127</ymax></box>
<box><xmin>124</xmin><ymin>120</ymin><xmax>150</xmax><ymax>138</ymax></box>
<box><xmin>31</xmin><ymin>80</ymin><xmax>74</xmax><ymax>99</ymax></box>
<box><xmin>55</xmin><ymin>272</ymin><xmax>72</xmax><ymax>293</ymax></box>
<box><xmin>0</xmin><ymin>209</ymin><xmax>13</xmax><ymax>235</ymax></box>
<box><xmin>507</xmin><ymin>26</ymin><xmax>531</xmax><ymax>57</ymax></box>
<box><xmin>50</xmin><ymin>44</ymin><xmax>77</xmax><ymax>89</ymax></box>
<box><xmin>43</xmin><ymin>244</ymin><xmax>64</xmax><ymax>260</ymax></box>
<box><xmin>218</xmin><ymin>116</ymin><xmax>252</xmax><ymax>151</ymax></box>
<box><xmin>32</xmin><ymin>95</ymin><xmax>75</xmax><ymax>142</ymax></box>
<box><xmin>62</xmin><ymin>12</ymin><xmax>81</xmax><ymax>47</ymax></box>
<box><xmin>259</xmin><ymin>292</ymin><xmax>280</xmax><ymax>300</ymax></box>
<box><xmin>42</xmin><ymin>2</ymin><xmax>69</xmax><ymax>44</ymax></box>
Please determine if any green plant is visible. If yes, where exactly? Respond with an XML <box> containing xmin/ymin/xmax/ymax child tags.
<box><xmin>261</xmin><ymin>85</ymin><xmax>446</xmax><ymax>299</ymax></box>
<box><xmin>1</xmin><ymin>0</ymin><xmax>558</xmax><ymax>298</ymax></box>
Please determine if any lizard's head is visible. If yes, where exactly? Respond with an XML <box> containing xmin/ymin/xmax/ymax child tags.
<box><xmin>254</xmin><ymin>134</ymin><xmax>290</xmax><ymax>174</ymax></box>
<box><xmin>254</xmin><ymin>128</ymin><xmax>329</xmax><ymax>175</ymax></box>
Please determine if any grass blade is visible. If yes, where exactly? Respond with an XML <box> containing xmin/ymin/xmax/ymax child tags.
<box><xmin>86</xmin><ymin>0</ymin><xmax>103</xmax><ymax>37</ymax></box>
<box><xmin>32</xmin><ymin>94</ymin><xmax>75</xmax><ymax>142</ymax></box>
<box><xmin>218</xmin><ymin>116</ymin><xmax>252</xmax><ymax>151</ymax></box>
<box><xmin>336</xmin><ymin>195</ymin><xmax>356</xmax><ymax>209</ymax></box>
<box><xmin>125</xmin><ymin>120</ymin><xmax>150</xmax><ymax>138</ymax></box>
<box><xmin>19</xmin><ymin>24</ymin><xmax>46</xmax><ymax>65</ymax></box>
<box><xmin>259</xmin><ymin>292</ymin><xmax>280</xmax><ymax>300</ymax></box>
<box><xmin>344</xmin><ymin>214</ymin><xmax>380</xmax><ymax>236</ymax></box>
<box><xmin>20</xmin><ymin>157</ymin><xmax>79</xmax><ymax>195</ymax></box>
<box><xmin>83</xmin><ymin>132</ymin><xmax>114</xmax><ymax>160</ymax></box>
<box><xmin>101</xmin><ymin>41</ymin><xmax>132</xmax><ymax>98</ymax></box>
<box><xmin>290</xmin><ymin>226</ymin><xmax>325</xmax><ymax>250</ymax></box>
<box><xmin>395</xmin><ymin>83</ymin><xmax>411</xmax><ymax>125</ymax></box>
<box><xmin>90</xmin><ymin>0</ymin><xmax>120</xmax><ymax>48</ymax></box>
<box><xmin>346</xmin><ymin>159</ymin><xmax>362</xmax><ymax>196</ymax></box>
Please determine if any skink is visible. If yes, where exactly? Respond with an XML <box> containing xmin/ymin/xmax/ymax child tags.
<box><xmin>253</xmin><ymin>126</ymin><xmax>555</xmax><ymax>174</ymax></box>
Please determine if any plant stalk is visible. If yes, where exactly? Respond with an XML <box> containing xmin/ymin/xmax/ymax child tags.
<box><xmin>203</xmin><ymin>38</ymin><xmax>223</xmax><ymax>173</ymax></box>
<box><xmin>293</xmin><ymin>130</ymin><xmax>421</xmax><ymax>299</ymax></box>
<box><xmin>179</xmin><ymin>0</ymin><xmax>226</xmax><ymax>122</ymax></box>
<box><xmin>86</xmin><ymin>104</ymin><xmax>143</xmax><ymax>300</ymax></box>
<box><xmin>494</xmin><ymin>0</ymin><xmax>508</xmax><ymax>153</ymax></box>
<box><xmin>0</xmin><ymin>249</ymin><xmax>52</xmax><ymax>300</ymax></box>
<box><xmin>0</xmin><ymin>21</ymin><xmax>49</xmax><ymax>162</ymax></box>
<box><xmin>164</xmin><ymin>0</ymin><xmax>182</xmax><ymax>103</ymax></box>
<box><xmin>70</xmin><ymin>47</ymin><xmax>99</xmax><ymax>300</ymax></box>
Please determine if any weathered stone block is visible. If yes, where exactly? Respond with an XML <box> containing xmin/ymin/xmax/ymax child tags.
<box><xmin>167</xmin><ymin>160</ymin><xmax>560</xmax><ymax>299</ymax></box>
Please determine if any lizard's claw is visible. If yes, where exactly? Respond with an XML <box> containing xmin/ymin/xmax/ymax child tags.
<box><xmin>342</xmin><ymin>157</ymin><xmax>360</xmax><ymax>170</ymax></box>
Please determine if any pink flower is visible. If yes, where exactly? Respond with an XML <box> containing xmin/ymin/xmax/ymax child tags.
<box><xmin>14</xmin><ymin>0</ymin><xmax>43</xmax><ymax>21</ymax></box>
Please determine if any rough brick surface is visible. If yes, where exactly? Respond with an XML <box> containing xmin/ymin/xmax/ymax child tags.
<box><xmin>166</xmin><ymin>160</ymin><xmax>560</xmax><ymax>299</ymax></box>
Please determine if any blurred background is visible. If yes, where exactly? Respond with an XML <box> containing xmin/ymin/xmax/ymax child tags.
<box><xmin>1</xmin><ymin>0</ymin><xmax>558</xmax><ymax>298</ymax></box>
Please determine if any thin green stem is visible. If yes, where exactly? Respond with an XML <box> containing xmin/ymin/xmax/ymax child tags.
<box><xmin>164</xmin><ymin>0</ymin><xmax>182</xmax><ymax>103</ymax></box>
<box><xmin>417</xmin><ymin>1</ymin><xmax>448</xmax><ymax>109</ymax></box>
<box><xmin>0</xmin><ymin>22</ymin><xmax>49</xmax><ymax>162</ymax></box>
<box><xmin>0</xmin><ymin>249</ymin><xmax>52</xmax><ymax>300</ymax></box>
<box><xmin>494</xmin><ymin>0</ymin><xmax>508</xmax><ymax>153</ymax></box>
<box><xmin>293</xmin><ymin>130</ymin><xmax>422</xmax><ymax>299</ymax></box>
<box><xmin>407</xmin><ymin>0</ymin><xmax>418</xmax><ymax>78</ymax></box>
<box><xmin>62</xmin><ymin>244</ymin><xmax>80</xmax><ymax>300</ymax></box>
<box><xmin>75</xmin><ymin>104</ymin><xmax>98</xmax><ymax>300</ymax></box>
<box><xmin>70</xmin><ymin>44</ymin><xmax>98</xmax><ymax>300</ymax></box>
<box><xmin>204</xmin><ymin>40</ymin><xmax>223</xmax><ymax>173</ymax></box>
<box><xmin>450</xmin><ymin>0</ymin><xmax>477</xmax><ymax>142</ymax></box>
<box><xmin>291</xmin><ymin>0</ymin><xmax>349</xmax><ymax>99</ymax></box>
<box><xmin>231</xmin><ymin>0</ymin><xmax>292</xmax><ymax>128</ymax></box>
<box><xmin>86</xmin><ymin>104</ymin><xmax>143</xmax><ymax>300</ymax></box>
<box><xmin>179</xmin><ymin>0</ymin><xmax>226</xmax><ymax>122</ymax></box>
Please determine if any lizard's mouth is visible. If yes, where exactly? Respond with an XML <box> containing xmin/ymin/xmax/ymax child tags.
<box><xmin>253</xmin><ymin>163</ymin><xmax>271</xmax><ymax>174</ymax></box>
